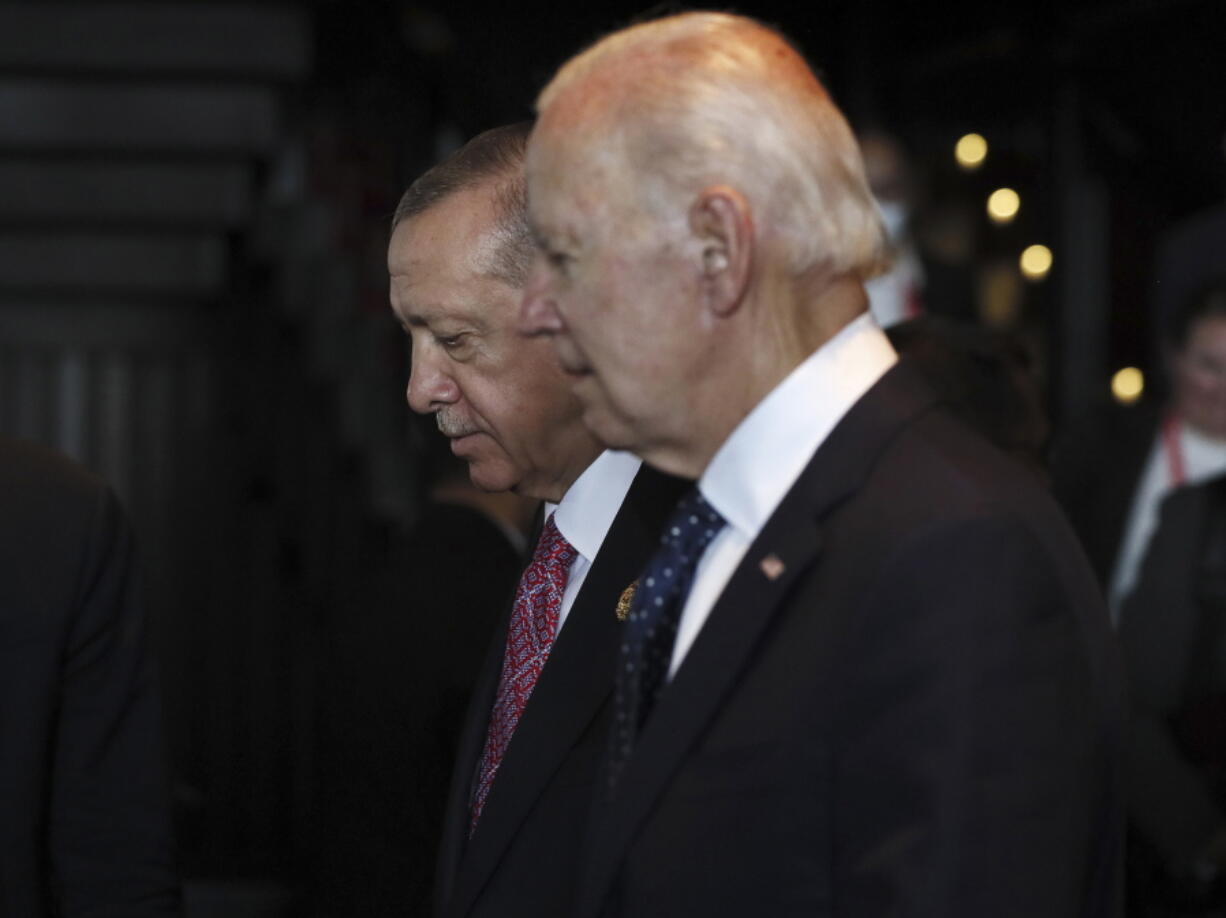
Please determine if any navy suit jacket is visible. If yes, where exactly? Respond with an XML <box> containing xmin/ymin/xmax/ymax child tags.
<box><xmin>575</xmin><ymin>363</ymin><xmax>1124</xmax><ymax>918</ymax></box>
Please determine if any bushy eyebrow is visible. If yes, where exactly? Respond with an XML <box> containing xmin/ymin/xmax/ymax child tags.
<box><xmin>399</xmin><ymin>305</ymin><xmax>490</xmax><ymax>337</ymax></box>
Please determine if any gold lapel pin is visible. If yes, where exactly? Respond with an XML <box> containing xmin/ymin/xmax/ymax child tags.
<box><xmin>759</xmin><ymin>553</ymin><xmax>786</xmax><ymax>581</ymax></box>
<box><xmin>616</xmin><ymin>580</ymin><xmax>639</xmax><ymax>621</ymax></box>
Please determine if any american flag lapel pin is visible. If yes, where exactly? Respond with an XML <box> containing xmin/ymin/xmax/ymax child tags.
<box><xmin>759</xmin><ymin>553</ymin><xmax>785</xmax><ymax>581</ymax></box>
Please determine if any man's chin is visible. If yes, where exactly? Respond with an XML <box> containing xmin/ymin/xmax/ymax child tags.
<box><xmin>467</xmin><ymin>474</ymin><xmax>518</xmax><ymax>494</ymax></box>
<box><xmin>464</xmin><ymin>459</ymin><xmax>520</xmax><ymax>495</ymax></box>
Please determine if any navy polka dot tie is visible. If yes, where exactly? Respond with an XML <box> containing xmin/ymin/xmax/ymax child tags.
<box><xmin>609</xmin><ymin>488</ymin><xmax>726</xmax><ymax>788</ymax></box>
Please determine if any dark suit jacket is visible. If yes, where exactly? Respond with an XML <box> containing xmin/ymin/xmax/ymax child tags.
<box><xmin>0</xmin><ymin>437</ymin><xmax>179</xmax><ymax>916</ymax></box>
<box><xmin>576</xmin><ymin>363</ymin><xmax>1124</xmax><ymax>918</ymax></box>
<box><xmin>434</xmin><ymin>465</ymin><xmax>687</xmax><ymax>918</ymax></box>
<box><xmin>1120</xmin><ymin>475</ymin><xmax>1226</xmax><ymax>871</ymax></box>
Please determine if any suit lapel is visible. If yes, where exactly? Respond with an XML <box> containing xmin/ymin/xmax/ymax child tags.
<box><xmin>578</xmin><ymin>363</ymin><xmax>939</xmax><ymax>913</ymax></box>
<box><xmin>447</xmin><ymin>465</ymin><xmax>688</xmax><ymax>917</ymax></box>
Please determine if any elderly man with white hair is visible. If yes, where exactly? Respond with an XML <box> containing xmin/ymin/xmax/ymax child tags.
<box><xmin>520</xmin><ymin>12</ymin><xmax>1123</xmax><ymax>918</ymax></box>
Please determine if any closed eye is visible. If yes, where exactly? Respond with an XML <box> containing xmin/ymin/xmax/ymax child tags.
<box><xmin>545</xmin><ymin>250</ymin><xmax>572</xmax><ymax>273</ymax></box>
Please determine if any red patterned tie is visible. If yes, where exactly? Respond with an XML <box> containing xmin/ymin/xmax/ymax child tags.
<box><xmin>470</xmin><ymin>513</ymin><xmax>576</xmax><ymax>834</ymax></box>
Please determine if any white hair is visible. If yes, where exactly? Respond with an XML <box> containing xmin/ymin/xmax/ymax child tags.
<box><xmin>537</xmin><ymin>12</ymin><xmax>889</xmax><ymax>280</ymax></box>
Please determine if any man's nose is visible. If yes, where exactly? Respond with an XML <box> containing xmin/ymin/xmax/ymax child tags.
<box><xmin>519</xmin><ymin>260</ymin><xmax>565</xmax><ymax>336</ymax></box>
<box><xmin>406</xmin><ymin>352</ymin><xmax>459</xmax><ymax>415</ymax></box>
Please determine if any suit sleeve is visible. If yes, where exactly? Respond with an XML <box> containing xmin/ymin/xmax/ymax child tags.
<box><xmin>834</xmin><ymin>511</ymin><xmax>1116</xmax><ymax>918</ymax></box>
<box><xmin>48</xmin><ymin>487</ymin><xmax>181</xmax><ymax>917</ymax></box>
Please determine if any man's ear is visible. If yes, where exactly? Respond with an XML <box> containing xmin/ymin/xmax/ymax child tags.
<box><xmin>689</xmin><ymin>186</ymin><xmax>753</xmax><ymax>317</ymax></box>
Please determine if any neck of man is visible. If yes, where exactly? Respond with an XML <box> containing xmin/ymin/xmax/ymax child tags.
<box><xmin>522</xmin><ymin>438</ymin><xmax>605</xmax><ymax>505</ymax></box>
<box><xmin>430</xmin><ymin>480</ymin><xmax>539</xmax><ymax>542</ymax></box>
<box><xmin>673</xmin><ymin>272</ymin><xmax>869</xmax><ymax>478</ymax></box>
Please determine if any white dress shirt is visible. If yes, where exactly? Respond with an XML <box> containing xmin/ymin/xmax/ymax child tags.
<box><xmin>669</xmin><ymin>312</ymin><xmax>898</xmax><ymax>676</ymax></box>
<box><xmin>546</xmin><ymin>449</ymin><xmax>642</xmax><ymax>634</ymax></box>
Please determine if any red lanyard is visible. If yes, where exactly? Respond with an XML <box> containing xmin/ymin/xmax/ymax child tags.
<box><xmin>1163</xmin><ymin>414</ymin><xmax>1186</xmax><ymax>487</ymax></box>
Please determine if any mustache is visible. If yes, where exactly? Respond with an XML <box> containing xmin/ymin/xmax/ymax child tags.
<box><xmin>435</xmin><ymin>410</ymin><xmax>477</xmax><ymax>438</ymax></box>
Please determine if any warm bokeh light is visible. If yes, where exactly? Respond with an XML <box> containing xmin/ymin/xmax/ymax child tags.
<box><xmin>955</xmin><ymin>133</ymin><xmax>988</xmax><ymax>170</ymax></box>
<box><xmin>1019</xmin><ymin>244</ymin><xmax>1053</xmax><ymax>280</ymax></box>
<box><xmin>987</xmin><ymin>188</ymin><xmax>1020</xmax><ymax>224</ymax></box>
<box><xmin>1112</xmin><ymin>367</ymin><xmax>1145</xmax><ymax>405</ymax></box>
<box><xmin>978</xmin><ymin>259</ymin><xmax>1024</xmax><ymax>329</ymax></box>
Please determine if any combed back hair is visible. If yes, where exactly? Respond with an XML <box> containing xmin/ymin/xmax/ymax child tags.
<box><xmin>536</xmin><ymin>12</ymin><xmax>889</xmax><ymax>280</ymax></box>
<box><xmin>392</xmin><ymin>122</ymin><xmax>535</xmax><ymax>286</ymax></box>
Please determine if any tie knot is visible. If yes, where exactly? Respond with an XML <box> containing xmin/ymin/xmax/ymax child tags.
<box><xmin>660</xmin><ymin>489</ymin><xmax>726</xmax><ymax>558</ymax></box>
<box><xmin>536</xmin><ymin>513</ymin><xmax>577</xmax><ymax>569</ymax></box>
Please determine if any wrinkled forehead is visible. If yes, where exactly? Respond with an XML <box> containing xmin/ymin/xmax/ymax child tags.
<box><xmin>525</xmin><ymin>114</ymin><xmax>587</xmax><ymax>195</ymax></box>
<box><xmin>526</xmin><ymin>113</ymin><xmax>638</xmax><ymax>231</ymax></box>
<box><xmin>525</xmin><ymin>126</ymin><xmax>586</xmax><ymax>230</ymax></box>
<box><xmin>390</xmin><ymin>185</ymin><xmax>508</xmax><ymax>277</ymax></box>
<box><xmin>522</xmin><ymin>123</ymin><xmax>558</xmax><ymax>197</ymax></box>
<box><xmin>387</xmin><ymin>204</ymin><xmax>522</xmax><ymax>329</ymax></box>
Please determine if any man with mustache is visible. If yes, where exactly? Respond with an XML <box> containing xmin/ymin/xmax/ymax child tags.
<box><xmin>520</xmin><ymin>13</ymin><xmax>1124</xmax><ymax>917</ymax></box>
<box><xmin>387</xmin><ymin>122</ymin><xmax>684</xmax><ymax>918</ymax></box>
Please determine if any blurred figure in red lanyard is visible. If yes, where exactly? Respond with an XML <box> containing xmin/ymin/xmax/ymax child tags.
<box><xmin>1053</xmin><ymin>280</ymin><xmax>1226</xmax><ymax>622</ymax></box>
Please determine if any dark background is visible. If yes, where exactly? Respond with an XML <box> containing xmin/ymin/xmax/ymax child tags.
<box><xmin>0</xmin><ymin>0</ymin><xmax>1223</xmax><ymax>913</ymax></box>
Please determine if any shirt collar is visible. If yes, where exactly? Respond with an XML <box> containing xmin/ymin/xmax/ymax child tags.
<box><xmin>547</xmin><ymin>449</ymin><xmax>642</xmax><ymax>563</ymax></box>
<box><xmin>699</xmin><ymin>311</ymin><xmax>897</xmax><ymax>539</ymax></box>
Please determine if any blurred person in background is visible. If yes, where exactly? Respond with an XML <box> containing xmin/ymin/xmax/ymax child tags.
<box><xmin>0</xmin><ymin>435</ymin><xmax>180</xmax><ymax>917</ymax></box>
<box><xmin>859</xmin><ymin>130</ymin><xmax>926</xmax><ymax>328</ymax></box>
<box><xmin>859</xmin><ymin>129</ymin><xmax>977</xmax><ymax>327</ymax></box>
<box><xmin>1119</xmin><ymin>465</ymin><xmax>1226</xmax><ymax>914</ymax></box>
<box><xmin>1151</xmin><ymin>121</ymin><xmax>1226</xmax><ymax>357</ymax></box>
<box><xmin>1053</xmin><ymin>280</ymin><xmax>1226</xmax><ymax>623</ymax></box>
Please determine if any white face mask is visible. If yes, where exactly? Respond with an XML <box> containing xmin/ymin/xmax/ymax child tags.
<box><xmin>876</xmin><ymin>200</ymin><xmax>909</xmax><ymax>243</ymax></box>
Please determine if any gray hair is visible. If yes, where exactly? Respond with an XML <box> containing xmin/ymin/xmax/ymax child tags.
<box><xmin>392</xmin><ymin>122</ymin><xmax>535</xmax><ymax>286</ymax></box>
<box><xmin>537</xmin><ymin>13</ymin><xmax>889</xmax><ymax>280</ymax></box>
